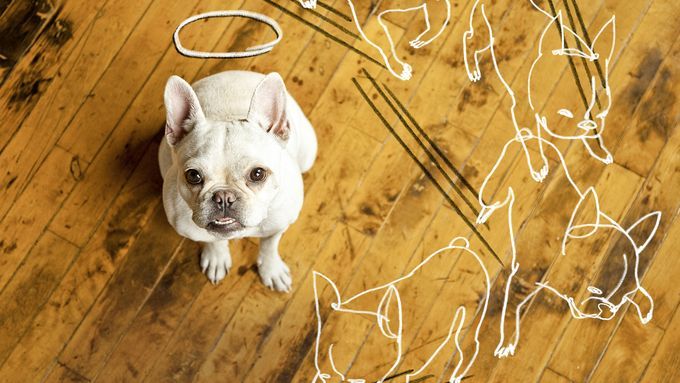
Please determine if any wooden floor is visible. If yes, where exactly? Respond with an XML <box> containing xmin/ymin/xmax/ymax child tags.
<box><xmin>0</xmin><ymin>0</ymin><xmax>678</xmax><ymax>381</ymax></box>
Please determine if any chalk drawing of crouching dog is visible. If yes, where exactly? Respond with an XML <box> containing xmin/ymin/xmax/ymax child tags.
<box><xmin>477</xmin><ymin>130</ymin><xmax>659</xmax><ymax>358</ymax></box>
<box><xmin>311</xmin><ymin>237</ymin><xmax>490</xmax><ymax>383</ymax></box>
<box><xmin>299</xmin><ymin>0</ymin><xmax>451</xmax><ymax>80</ymax></box>
<box><xmin>463</xmin><ymin>0</ymin><xmax>616</xmax><ymax>182</ymax></box>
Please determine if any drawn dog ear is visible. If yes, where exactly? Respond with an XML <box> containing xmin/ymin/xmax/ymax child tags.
<box><xmin>376</xmin><ymin>285</ymin><xmax>402</xmax><ymax>340</ymax></box>
<box><xmin>625</xmin><ymin>211</ymin><xmax>661</xmax><ymax>253</ymax></box>
<box><xmin>591</xmin><ymin>16</ymin><xmax>616</xmax><ymax>65</ymax></box>
<box><xmin>248</xmin><ymin>72</ymin><xmax>289</xmax><ymax>140</ymax></box>
<box><xmin>163</xmin><ymin>75</ymin><xmax>206</xmax><ymax>146</ymax></box>
<box><xmin>563</xmin><ymin>188</ymin><xmax>601</xmax><ymax>253</ymax></box>
<box><xmin>312</xmin><ymin>271</ymin><xmax>342</xmax><ymax>311</ymax></box>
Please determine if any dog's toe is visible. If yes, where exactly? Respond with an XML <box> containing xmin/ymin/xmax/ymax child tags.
<box><xmin>201</xmin><ymin>250</ymin><xmax>231</xmax><ymax>284</ymax></box>
<box><xmin>258</xmin><ymin>258</ymin><xmax>292</xmax><ymax>293</ymax></box>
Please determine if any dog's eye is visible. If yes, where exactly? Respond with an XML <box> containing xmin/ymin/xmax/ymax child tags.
<box><xmin>249</xmin><ymin>167</ymin><xmax>267</xmax><ymax>182</ymax></box>
<box><xmin>185</xmin><ymin>169</ymin><xmax>203</xmax><ymax>185</ymax></box>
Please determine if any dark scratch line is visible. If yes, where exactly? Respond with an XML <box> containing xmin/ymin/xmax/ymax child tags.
<box><xmin>546</xmin><ymin>0</ymin><xmax>590</xmax><ymax>114</ymax></box>
<box><xmin>317</xmin><ymin>0</ymin><xmax>352</xmax><ymax>22</ymax></box>
<box><xmin>361</xmin><ymin>69</ymin><xmax>482</xmax><ymax>220</ymax></box>
<box><xmin>264</xmin><ymin>0</ymin><xmax>386</xmax><ymax>69</ymax></box>
<box><xmin>289</xmin><ymin>0</ymin><xmax>360</xmax><ymax>39</ymax></box>
<box><xmin>353</xmin><ymin>78</ymin><xmax>503</xmax><ymax>266</ymax></box>
<box><xmin>381</xmin><ymin>81</ymin><xmax>486</xmax><ymax>205</ymax></box>
<box><xmin>379</xmin><ymin>369</ymin><xmax>414</xmax><ymax>382</ymax></box>
<box><xmin>562</xmin><ymin>0</ymin><xmax>601</xmax><ymax>110</ymax></box>
<box><xmin>570</xmin><ymin>0</ymin><xmax>607</xmax><ymax>89</ymax></box>
<box><xmin>568</xmin><ymin>0</ymin><xmax>607</xmax><ymax>149</ymax></box>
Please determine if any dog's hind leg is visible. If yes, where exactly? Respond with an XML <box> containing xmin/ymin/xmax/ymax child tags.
<box><xmin>410</xmin><ymin>0</ymin><xmax>452</xmax><ymax>49</ymax></box>
<box><xmin>348</xmin><ymin>1</ymin><xmax>414</xmax><ymax>80</ymax></box>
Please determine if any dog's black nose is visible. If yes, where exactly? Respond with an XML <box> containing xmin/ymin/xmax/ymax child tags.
<box><xmin>212</xmin><ymin>190</ymin><xmax>237</xmax><ymax>210</ymax></box>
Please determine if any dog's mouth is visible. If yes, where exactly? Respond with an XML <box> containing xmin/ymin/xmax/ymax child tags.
<box><xmin>206</xmin><ymin>217</ymin><xmax>244</xmax><ymax>232</ymax></box>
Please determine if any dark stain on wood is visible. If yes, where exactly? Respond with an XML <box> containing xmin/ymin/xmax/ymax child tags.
<box><xmin>46</xmin><ymin>18</ymin><xmax>73</xmax><ymax>46</ymax></box>
<box><xmin>636</xmin><ymin>68</ymin><xmax>675</xmax><ymax>143</ymax></box>
<box><xmin>274</xmin><ymin>326</ymin><xmax>317</xmax><ymax>383</ymax></box>
<box><xmin>8</xmin><ymin>68</ymin><xmax>51</xmax><ymax>105</ymax></box>
<box><xmin>0</xmin><ymin>0</ymin><xmax>55</xmax><ymax>70</ymax></box>
<box><xmin>622</xmin><ymin>49</ymin><xmax>663</xmax><ymax>110</ymax></box>
<box><xmin>104</xmin><ymin>199</ymin><xmax>156</xmax><ymax>261</ymax></box>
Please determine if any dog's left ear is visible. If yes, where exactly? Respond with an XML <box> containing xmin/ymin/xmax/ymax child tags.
<box><xmin>626</xmin><ymin>211</ymin><xmax>661</xmax><ymax>253</ymax></box>
<box><xmin>248</xmin><ymin>72</ymin><xmax>289</xmax><ymax>140</ymax></box>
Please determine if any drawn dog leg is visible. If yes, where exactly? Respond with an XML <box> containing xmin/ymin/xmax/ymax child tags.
<box><xmin>409</xmin><ymin>0</ymin><xmax>452</xmax><ymax>49</ymax></box>
<box><xmin>464</xmin><ymin>2</ymin><xmax>549</xmax><ymax>181</ymax></box>
<box><xmin>402</xmin><ymin>240</ymin><xmax>491</xmax><ymax>383</ymax></box>
<box><xmin>352</xmin><ymin>3</ymin><xmax>415</xmax><ymax>80</ymax></box>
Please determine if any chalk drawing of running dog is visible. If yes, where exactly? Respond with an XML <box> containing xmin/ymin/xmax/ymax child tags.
<box><xmin>464</xmin><ymin>0</ymin><xmax>616</xmax><ymax>182</ymax></box>
<box><xmin>311</xmin><ymin>237</ymin><xmax>490</xmax><ymax>383</ymax></box>
<box><xmin>477</xmin><ymin>130</ymin><xmax>659</xmax><ymax>358</ymax></box>
<box><xmin>299</xmin><ymin>0</ymin><xmax>451</xmax><ymax>80</ymax></box>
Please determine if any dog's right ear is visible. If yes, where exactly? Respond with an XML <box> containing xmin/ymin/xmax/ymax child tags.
<box><xmin>164</xmin><ymin>75</ymin><xmax>205</xmax><ymax>146</ymax></box>
<box><xmin>313</xmin><ymin>271</ymin><xmax>342</xmax><ymax>311</ymax></box>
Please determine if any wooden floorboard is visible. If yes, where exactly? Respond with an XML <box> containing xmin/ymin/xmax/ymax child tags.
<box><xmin>0</xmin><ymin>0</ymin><xmax>678</xmax><ymax>382</ymax></box>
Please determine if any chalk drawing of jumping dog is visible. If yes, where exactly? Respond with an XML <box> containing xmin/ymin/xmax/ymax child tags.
<box><xmin>299</xmin><ymin>0</ymin><xmax>451</xmax><ymax>80</ymax></box>
<box><xmin>463</xmin><ymin>0</ymin><xmax>616</xmax><ymax>182</ymax></box>
<box><xmin>311</xmin><ymin>237</ymin><xmax>490</xmax><ymax>383</ymax></box>
<box><xmin>477</xmin><ymin>130</ymin><xmax>659</xmax><ymax>358</ymax></box>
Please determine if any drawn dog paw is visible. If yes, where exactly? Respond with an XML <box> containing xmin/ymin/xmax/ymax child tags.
<box><xmin>399</xmin><ymin>63</ymin><xmax>413</xmax><ymax>81</ymax></box>
<box><xmin>467</xmin><ymin>68</ymin><xmax>482</xmax><ymax>82</ymax></box>
<box><xmin>494</xmin><ymin>344</ymin><xmax>516</xmax><ymax>358</ymax></box>
<box><xmin>477</xmin><ymin>205</ymin><xmax>497</xmax><ymax>224</ymax></box>
<box><xmin>530</xmin><ymin>163</ymin><xmax>549</xmax><ymax>182</ymax></box>
<box><xmin>299</xmin><ymin>0</ymin><xmax>317</xmax><ymax>9</ymax></box>
<box><xmin>258</xmin><ymin>257</ymin><xmax>292</xmax><ymax>292</ymax></box>
<box><xmin>201</xmin><ymin>248</ymin><xmax>231</xmax><ymax>284</ymax></box>
<box><xmin>409</xmin><ymin>38</ymin><xmax>429</xmax><ymax>49</ymax></box>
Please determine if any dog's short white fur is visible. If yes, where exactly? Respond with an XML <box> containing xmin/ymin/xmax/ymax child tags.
<box><xmin>159</xmin><ymin>71</ymin><xmax>317</xmax><ymax>292</ymax></box>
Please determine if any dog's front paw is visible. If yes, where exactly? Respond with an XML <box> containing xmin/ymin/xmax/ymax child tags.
<box><xmin>399</xmin><ymin>64</ymin><xmax>413</xmax><ymax>81</ymax></box>
<box><xmin>201</xmin><ymin>247</ymin><xmax>231</xmax><ymax>284</ymax></box>
<box><xmin>299</xmin><ymin>0</ymin><xmax>317</xmax><ymax>9</ymax></box>
<box><xmin>409</xmin><ymin>38</ymin><xmax>428</xmax><ymax>49</ymax></box>
<box><xmin>530</xmin><ymin>165</ymin><xmax>548</xmax><ymax>183</ymax></box>
<box><xmin>494</xmin><ymin>344</ymin><xmax>516</xmax><ymax>358</ymax></box>
<box><xmin>258</xmin><ymin>257</ymin><xmax>292</xmax><ymax>292</ymax></box>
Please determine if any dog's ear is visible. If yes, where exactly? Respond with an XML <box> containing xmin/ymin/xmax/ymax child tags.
<box><xmin>591</xmin><ymin>16</ymin><xmax>616</xmax><ymax>65</ymax></box>
<box><xmin>376</xmin><ymin>285</ymin><xmax>402</xmax><ymax>340</ymax></box>
<box><xmin>248</xmin><ymin>72</ymin><xmax>289</xmax><ymax>140</ymax></box>
<box><xmin>626</xmin><ymin>211</ymin><xmax>661</xmax><ymax>253</ymax></box>
<box><xmin>313</xmin><ymin>271</ymin><xmax>342</xmax><ymax>311</ymax></box>
<box><xmin>563</xmin><ymin>187</ymin><xmax>601</xmax><ymax>253</ymax></box>
<box><xmin>164</xmin><ymin>75</ymin><xmax>205</xmax><ymax>146</ymax></box>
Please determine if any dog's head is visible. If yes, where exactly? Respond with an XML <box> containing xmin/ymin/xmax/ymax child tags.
<box><xmin>529</xmin><ymin>14</ymin><xmax>616</xmax><ymax>157</ymax></box>
<box><xmin>562</xmin><ymin>188</ymin><xmax>659</xmax><ymax>322</ymax></box>
<box><xmin>163</xmin><ymin>73</ymin><xmax>290</xmax><ymax>236</ymax></box>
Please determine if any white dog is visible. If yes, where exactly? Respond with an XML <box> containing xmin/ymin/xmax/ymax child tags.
<box><xmin>159</xmin><ymin>71</ymin><xmax>317</xmax><ymax>292</ymax></box>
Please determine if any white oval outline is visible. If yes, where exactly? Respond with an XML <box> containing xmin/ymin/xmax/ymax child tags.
<box><xmin>173</xmin><ymin>10</ymin><xmax>282</xmax><ymax>59</ymax></box>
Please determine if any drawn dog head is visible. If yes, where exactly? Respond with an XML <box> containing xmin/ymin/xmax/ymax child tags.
<box><xmin>561</xmin><ymin>188</ymin><xmax>660</xmax><ymax>323</ymax></box>
<box><xmin>163</xmin><ymin>73</ymin><xmax>291</xmax><ymax>236</ymax></box>
<box><xmin>529</xmin><ymin>12</ymin><xmax>616</xmax><ymax>163</ymax></box>
<box><xmin>312</xmin><ymin>271</ymin><xmax>402</xmax><ymax>383</ymax></box>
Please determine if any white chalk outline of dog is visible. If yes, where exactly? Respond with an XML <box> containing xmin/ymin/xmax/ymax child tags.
<box><xmin>300</xmin><ymin>0</ymin><xmax>451</xmax><ymax>80</ymax></box>
<box><xmin>477</xmin><ymin>129</ymin><xmax>659</xmax><ymax>358</ymax></box>
<box><xmin>311</xmin><ymin>237</ymin><xmax>490</xmax><ymax>383</ymax></box>
<box><xmin>463</xmin><ymin>0</ymin><xmax>616</xmax><ymax>182</ymax></box>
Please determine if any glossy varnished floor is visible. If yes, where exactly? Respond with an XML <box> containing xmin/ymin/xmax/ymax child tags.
<box><xmin>0</xmin><ymin>0</ymin><xmax>678</xmax><ymax>382</ymax></box>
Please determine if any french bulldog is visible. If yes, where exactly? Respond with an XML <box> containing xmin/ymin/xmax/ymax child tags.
<box><xmin>158</xmin><ymin>71</ymin><xmax>317</xmax><ymax>292</ymax></box>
